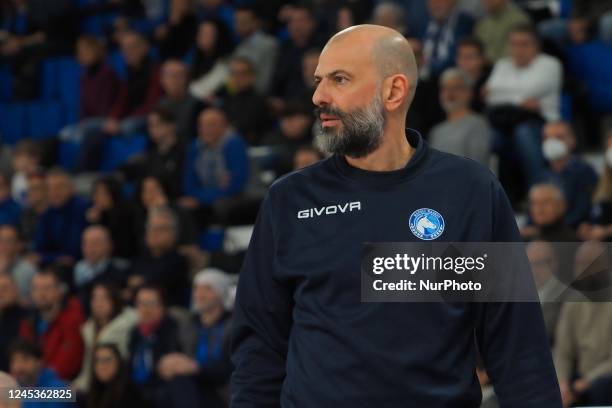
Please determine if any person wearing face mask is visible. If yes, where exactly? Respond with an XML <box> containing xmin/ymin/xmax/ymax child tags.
<box><xmin>537</xmin><ymin>121</ymin><xmax>598</xmax><ymax>228</ymax></box>
<box><xmin>579</xmin><ymin>130</ymin><xmax>612</xmax><ymax>241</ymax></box>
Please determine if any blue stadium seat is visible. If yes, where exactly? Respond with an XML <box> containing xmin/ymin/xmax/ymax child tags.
<box><xmin>567</xmin><ymin>41</ymin><xmax>612</xmax><ymax>112</ymax></box>
<box><xmin>561</xmin><ymin>92</ymin><xmax>572</xmax><ymax>121</ymax></box>
<box><xmin>99</xmin><ymin>133</ymin><xmax>148</xmax><ymax>171</ymax></box>
<box><xmin>57</xmin><ymin>58</ymin><xmax>82</xmax><ymax>125</ymax></box>
<box><xmin>41</xmin><ymin>58</ymin><xmax>60</xmax><ymax>100</ymax></box>
<box><xmin>58</xmin><ymin>141</ymin><xmax>80</xmax><ymax>171</ymax></box>
<box><xmin>199</xmin><ymin>228</ymin><xmax>225</xmax><ymax>251</ymax></box>
<box><xmin>0</xmin><ymin>65</ymin><xmax>12</xmax><ymax>101</ymax></box>
<box><xmin>26</xmin><ymin>100</ymin><xmax>64</xmax><ymax>139</ymax></box>
<box><xmin>81</xmin><ymin>13</ymin><xmax>119</xmax><ymax>36</ymax></box>
<box><xmin>0</xmin><ymin>103</ymin><xmax>27</xmax><ymax>144</ymax></box>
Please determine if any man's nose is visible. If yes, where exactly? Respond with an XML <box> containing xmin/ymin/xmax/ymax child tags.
<box><xmin>312</xmin><ymin>81</ymin><xmax>331</xmax><ymax>107</ymax></box>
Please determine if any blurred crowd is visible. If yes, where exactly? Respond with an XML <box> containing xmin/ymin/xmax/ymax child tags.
<box><xmin>1</xmin><ymin>0</ymin><xmax>612</xmax><ymax>407</ymax></box>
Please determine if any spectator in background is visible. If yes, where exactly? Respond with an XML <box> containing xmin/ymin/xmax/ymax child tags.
<box><xmin>33</xmin><ymin>168</ymin><xmax>88</xmax><ymax>267</ymax></box>
<box><xmin>19</xmin><ymin>268</ymin><xmax>85</xmax><ymax>380</ymax></box>
<box><xmin>58</xmin><ymin>36</ymin><xmax>120</xmax><ymax>146</ymax></box>
<box><xmin>121</xmin><ymin>107</ymin><xmax>186</xmax><ymax>199</ymax></box>
<box><xmin>10</xmin><ymin>141</ymin><xmax>41</xmax><ymax>206</ymax></box>
<box><xmin>297</xmin><ymin>48</ymin><xmax>320</xmax><ymax>107</ymax></box>
<box><xmin>429</xmin><ymin>68</ymin><xmax>491</xmax><ymax>167</ymax></box>
<box><xmin>486</xmin><ymin>24</ymin><xmax>562</xmax><ymax>190</ymax></box>
<box><xmin>263</xmin><ymin>102</ymin><xmax>313</xmax><ymax>176</ymax></box>
<box><xmin>215</xmin><ymin>56</ymin><xmax>271</xmax><ymax>145</ymax></box>
<box><xmin>405</xmin><ymin>37</ymin><xmax>445</xmax><ymax>136</ymax></box>
<box><xmin>475</xmin><ymin>0</ymin><xmax>531</xmax><ymax>62</ymax></box>
<box><xmin>157</xmin><ymin>268</ymin><xmax>232</xmax><ymax>408</ymax></box>
<box><xmin>84</xmin><ymin>343</ymin><xmax>147</xmax><ymax>408</ymax></box>
<box><xmin>579</xmin><ymin>130</ymin><xmax>612</xmax><ymax>241</ymax></box>
<box><xmin>270</xmin><ymin>4</ymin><xmax>323</xmax><ymax>109</ymax></box>
<box><xmin>455</xmin><ymin>37</ymin><xmax>491</xmax><ymax>113</ymax></box>
<box><xmin>294</xmin><ymin>146</ymin><xmax>323</xmax><ymax>171</ymax></box>
<box><xmin>554</xmin><ymin>242</ymin><xmax>612</xmax><ymax>407</ymax></box>
<box><xmin>0</xmin><ymin>0</ymin><xmax>77</xmax><ymax>101</ymax></box>
<box><xmin>421</xmin><ymin>0</ymin><xmax>474</xmax><ymax>79</ymax></box>
<box><xmin>9</xmin><ymin>340</ymin><xmax>67</xmax><ymax>408</ymax></box>
<box><xmin>156</xmin><ymin>59</ymin><xmax>198</xmax><ymax>141</ymax></box>
<box><xmin>155</xmin><ymin>0</ymin><xmax>198</xmax><ymax>60</ymax></box>
<box><xmin>128</xmin><ymin>285</ymin><xmax>182</xmax><ymax>404</ymax></box>
<box><xmin>58</xmin><ymin>36</ymin><xmax>119</xmax><ymax>172</ymax></box>
<box><xmin>77</xmin><ymin>31</ymin><xmax>163</xmax><ymax>172</ymax></box>
<box><xmin>0</xmin><ymin>274</ymin><xmax>25</xmax><ymax>372</ymax></box>
<box><xmin>19</xmin><ymin>172</ymin><xmax>46</xmax><ymax>245</ymax></box>
<box><xmin>537</xmin><ymin>121</ymin><xmax>598</xmax><ymax>228</ymax></box>
<box><xmin>73</xmin><ymin>284</ymin><xmax>137</xmax><ymax>393</ymax></box>
<box><xmin>372</xmin><ymin>2</ymin><xmax>407</xmax><ymax>35</ymax></box>
<box><xmin>196</xmin><ymin>0</ymin><xmax>235</xmax><ymax>32</ymax></box>
<box><xmin>233</xmin><ymin>5</ymin><xmax>279</xmax><ymax>93</ymax></box>
<box><xmin>540</xmin><ymin>0</ymin><xmax>612</xmax><ymax>46</ymax></box>
<box><xmin>0</xmin><ymin>172</ymin><xmax>20</xmax><ymax>227</ymax></box>
<box><xmin>135</xmin><ymin>175</ymin><xmax>198</xmax><ymax>250</ymax></box>
<box><xmin>525</xmin><ymin>240</ymin><xmax>565</xmax><ymax>345</ymax></box>
<box><xmin>86</xmin><ymin>176</ymin><xmax>139</xmax><ymax>259</ymax></box>
<box><xmin>189</xmin><ymin>18</ymin><xmax>234</xmax><ymax>101</ymax></box>
<box><xmin>0</xmin><ymin>225</ymin><xmax>36</xmax><ymax>301</ymax></box>
<box><xmin>521</xmin><ymin>183</ymin><xmax>576</xmax><ymax>242</ymax></box>
<box><xmin>180</xmin><ymin>107</ymin><xmax>248</xmax><ymax>213</ymax></box>
<box><xmin>130</xmin><ymin>207</ymin><xmax>190</xmax><ymax>307</ymax></box>
<box><xmin>73</xmin><ymin>226</ymin><xmax>129</xmax><ymax>312</ymax></box>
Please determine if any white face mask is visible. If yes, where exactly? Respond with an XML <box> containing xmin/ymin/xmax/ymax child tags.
<box><xmin>542</xmin><ymin>138</ymin><xmax>569</xmax><ymax>161</ymax></box>
<box><xmin>606</xmin><ymin>148</ymin><xmax>612</xmax><ymax>168</ymax></box>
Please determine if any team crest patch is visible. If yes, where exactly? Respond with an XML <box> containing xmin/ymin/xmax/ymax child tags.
<box><xmin>409</xmin><ymin>208</ymin><xmax>445</xmax><ymax>240</ymax></box>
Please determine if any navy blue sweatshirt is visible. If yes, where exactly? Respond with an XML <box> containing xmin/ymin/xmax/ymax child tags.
<box><xmin>231</xmin><ymin>130</ymin><xmax>561</xmax><ymax>407</ymax></box>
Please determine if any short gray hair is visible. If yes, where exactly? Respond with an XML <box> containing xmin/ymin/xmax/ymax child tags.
<box><xmin>439</xmin><ymin>67</ymin><xmax>474</xmax><ymax>88</ymax></box>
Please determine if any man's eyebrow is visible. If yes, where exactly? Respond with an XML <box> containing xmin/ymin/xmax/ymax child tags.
<box><xmin>314</xmin><ymin>70</ymin><xmax>354</xmax><ymax>80</ymax></box>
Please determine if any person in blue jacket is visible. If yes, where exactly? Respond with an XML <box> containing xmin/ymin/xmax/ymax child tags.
<box><xmin>179</xmin><ymin>107</ymin><xmax>248</xmax><ymax>224</ymax></box>
<box><xmin>8</xmin><ymin>339</ymin><xmax>70</xmax><ymax>408</ymax></box>
<box><xmin>33</xmin><ymin>168</ymin><xmax>88</xmax><ymax>267</ymax></box>
<box><xmin>230</xmin><ymin>24</ymin><xmax>562</xmax><ymax>407</ymax></box>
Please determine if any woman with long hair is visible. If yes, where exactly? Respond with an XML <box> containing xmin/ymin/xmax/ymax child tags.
<box><xmin>73</xmin><ymin>282</ymin><xmax>137</xmax><ymax>393</ymax></box>
<box><xmin>188</xmin><ymin>17</ymin><xmax>234</xmax><ymax>100</ymax></box>
<box><xmin>86</xmin><ymin>175</ymin><xmax>139</xmax><ymax>258</ymax></box>
<box><xmin>85</xmin><ymin>343</ymin><xmax>147</xmax><ymax>408</ymax></box>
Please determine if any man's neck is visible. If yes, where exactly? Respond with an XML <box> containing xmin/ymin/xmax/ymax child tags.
<box><xmin>345</xmin><ymin>124</ymin><xmax>414</xmax><ymax>172</ymax></box>
<box><xmin>158</xmin><ymin>136</ymin><xmax>177</xmax><ymax>154</ymax></box>
<box><xmin>200</xmin><ymin>304</ymin><xmax>224</xmax><ymax>327</ymax></box>
<box><xmin>551</xmin><ymin>156</ymin><xmax>570</xmax><ymax>172</ymax></box>
<box><xmin>41</xmin><ymin>303</ymin><xmax>61</xmax><ymax>323</ymax></box>
<box><xmin>448</xmin><ymin>108</ymin><xmax>470</xmax><ymax>122</ymax></box>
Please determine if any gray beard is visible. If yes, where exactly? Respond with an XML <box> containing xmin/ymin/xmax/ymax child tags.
<box><xmin>314</xmin><ymin>91</ymin><xmax>385</xmax><ymax>159</ymax></box>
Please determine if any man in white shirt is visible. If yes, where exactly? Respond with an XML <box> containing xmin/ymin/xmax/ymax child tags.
<box><xmin>485</xmin><ymin>23</ymin><xmax>562</xmax><ymax>190</ymax></box>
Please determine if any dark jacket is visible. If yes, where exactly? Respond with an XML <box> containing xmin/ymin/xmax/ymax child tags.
<box><xmin>34</xmin><ymin>196</ymin><xmax>89</xmax><ymax>265</ymax></box>
<box><xmin>110</xmin><ymin>59</ymin><xmax>163</xmax><ymax>120</ymax></box>
<box><xmin>128</xmin><ymin>315</ymin><xmax>182</xmax><ymax>392</ymax></box>
<box><xmin>0</xmin><ymin>303</ymin><xmax>25</xmax><ymax>371</ymax></box>
<box><xmin>216</xmin><ymin>86</ymin><xmax>271</xmax><ymax>145</ymax></box>
<box><xmin>81</xmin><ymin>63</ymin><xmax>120</xmax><ymax>119</ymax></box>
<box><xmin>19</xmin><ymin>296</ymin><xmax>86</xmax><ymax>380</ymax></box>
<box><xmin>130</xmin><ymin>250</ymin><xmax>190</xmax><ymax>307</ymax></box>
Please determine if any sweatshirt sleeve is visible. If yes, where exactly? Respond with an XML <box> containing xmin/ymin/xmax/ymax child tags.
<box><xmin>474</xmin><ymin>180</ymin><xmax>562</xmax><ymax>407</ymax></box>
<box><xmin>230</xmin><ymin>189</ymin><xmax>294</xmax><ymax>407</ymax></box>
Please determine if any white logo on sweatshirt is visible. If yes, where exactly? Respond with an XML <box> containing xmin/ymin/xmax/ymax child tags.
<box><xmin>297</xmin><ymin>201</ymin><xmax>362</xmax><ymax>219</ymax></box>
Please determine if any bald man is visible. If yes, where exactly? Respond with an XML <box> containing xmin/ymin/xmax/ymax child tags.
<box><xmin>231</xmin><ymin>25</ymin><xmax>561</xmax><ymax>407</ymax></box>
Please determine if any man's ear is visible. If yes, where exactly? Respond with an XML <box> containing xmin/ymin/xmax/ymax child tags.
<box><xmin>383</xmin><ymin>74</ymin><xmax>410</xmax><ymax>112</ymax></box>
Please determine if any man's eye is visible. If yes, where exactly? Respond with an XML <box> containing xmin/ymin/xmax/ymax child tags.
<box><xmin>335</xmin><ymin>76</ymin><xmax>347</xmax><ymax>84</ymax></box>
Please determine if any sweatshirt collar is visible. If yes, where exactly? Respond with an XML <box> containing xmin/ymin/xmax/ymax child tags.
<box><xmin>331</xmin><ymin>128</ymin><xmax>429</xmax><ymax>188</ymax></box>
